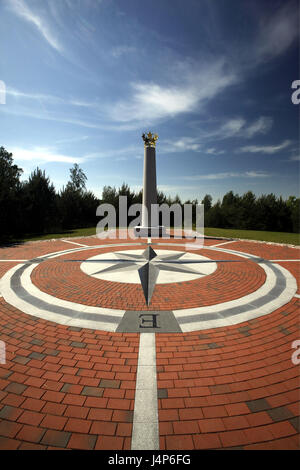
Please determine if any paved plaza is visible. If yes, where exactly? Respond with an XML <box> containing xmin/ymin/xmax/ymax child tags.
<box><xmin>0</xmin><ymin>234</ymin><xmax>299</xmax><ymax>450</ymax></box>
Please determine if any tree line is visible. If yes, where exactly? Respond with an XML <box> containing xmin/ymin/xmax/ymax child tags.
<box><xmin>0</xmin><ymin>146</ymin><xmax>99</xmax><ymax>241</ymax></box>
<box><xmin>0</xmin><ymin>146</ymin><xmax>299</xmax><ymax>242</ymax></box>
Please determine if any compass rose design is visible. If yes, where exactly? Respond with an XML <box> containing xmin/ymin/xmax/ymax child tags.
<box><xmin>67</xmin><ymin>246</ymin><xmax>242</xmax><ymax>306</ymax></box>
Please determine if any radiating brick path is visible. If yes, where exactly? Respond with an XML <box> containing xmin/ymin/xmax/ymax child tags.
<box><xmin>0</xmin><ymin>236</ymin><xmax>299</xmax><ymax>450</ymax></box>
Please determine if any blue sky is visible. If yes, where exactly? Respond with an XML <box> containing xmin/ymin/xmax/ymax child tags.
<box><xmin>0</xmin><ymin>0</ymin><xmax>299</xmax><ymax>203</ymax></box>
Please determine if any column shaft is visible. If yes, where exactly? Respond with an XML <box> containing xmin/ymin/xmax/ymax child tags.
<box><xmin>142</xmin><ymin>146</ymin><xmax>157</xmax><ymax>227</ymax></box>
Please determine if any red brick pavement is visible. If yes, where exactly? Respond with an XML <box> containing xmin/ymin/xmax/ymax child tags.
<box><xmin>31</xmin><ymin>246</ymin><xmax>266</xmax><ymax>310</ymax></box>
<box><xmin>157</xmin><ymin>298</ymin><xmax>300</xmax><ymax>450</ymax></box>
<box><xmin>0</xmin><ymin>236</ymin><xmax>299</xmax><ymax>450</ymax></box>
<box><xmin>0</xmin><ymin>301</ymin><xmax>138</xmax><ymax>450</ymax></box>
<box><xmin>215</xmin><ymin>240</ymin><xmax>300</xmax><ymax>260</ymax></box>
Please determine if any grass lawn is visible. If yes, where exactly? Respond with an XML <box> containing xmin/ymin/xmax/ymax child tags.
<box><xmin>204</xmin><ymin>227</ymin><xmax>300</xmax><ymax>245</ymax></box>
<box><xmin>4</xmin><ymin>226</ymin><xmax>299</xmax><ymax>246</ymax></box>
<box><xmin>21</xmin><ymin>226</ymin><xmax>97</xmax><ymax>242</ymax></box>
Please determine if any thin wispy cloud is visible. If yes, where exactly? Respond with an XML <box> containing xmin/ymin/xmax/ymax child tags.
<box><xmin>83</xmin><ymin>145</ymin><xmax>141</xmax><ymax>160</ymax></box>
<box><xmin>288</xmin><ymin>155</ymin><xmax>300</xmax><ymax>161</ymax></box>
<box><xmin>220</xmin><ymin>118</ymin><xmax>246</xmax><ymax>137</ymax></box>
<box><xmin>244</xmin><ymin>116</ymin><xmax>273</xmax><ymax>138</ymax></box>
<box><xmin>254</xmin><ymin>1</ymin><xmax>299</xmax><ymax>63</ymax></box>
<box><xmin>0</xmin><ymin>106</ymin><xmax>106</xmax><ymax>130</ymax></box>
<box><xmin>182</xmin><ymin>171</ymin><xmax>270</xmax><ymax>181</ymax></box>
<box><xmin>111</xmin><ymin>45</ymin><xmax>137</xmax><ymax>59</ymax></box>
<box><xmin>6</xmin><ymin>87</ymin><xmax>100</xmax><ymax>111</ymax></box>
<box><xmin>239</xmin><ymin>140</ymin><xmax>292</xmax><ymax>154</ymax></box>
<box><xmin>54</xmin><ymin>135</ymin><xmax>89</xmax><ymax>145</ymax></box>
<box><xmin>205</xmin><ymin>148</ymin><xmax>225</xmax><ymax>155</ymax></box>
<box><xmin>7</xmin><ymin>0</ymin><xmax>63</xmax><ymax>52</ymax></box>
<box><xmin>6</xmin><ymin>87</ymin><xmax>64</xmax><ymax>104</ymax></box>
<box><xmin>157</xmin><ymin>184</ymin><xmax>200</xmax><ymax>193</ymax></box>
<box><xmin>160</xmin><ymin>137</ymin><xmax>202</xmax><ymax>153</ymax></box>
<box><xmin>161</xmin><ymin>116</ymin><xmax>273</xmax><ymax>155</ymax></box>
<box><xmin>190</xmin><ymin>116</ymin><xmax>273</xmax><ymax>144</ymax></box>
<box><xmin>218</xmin><ymin>116</ymin><xmax>273</xmax><ymax>139</ymax></box>
<box><xmin>108</xmin><ymin>59</ymin><xmax>237</xmax><ymax>125</ymax></box>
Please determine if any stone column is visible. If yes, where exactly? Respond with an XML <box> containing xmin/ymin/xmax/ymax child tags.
<box><xmin>142</xmin><ymin>144</ymin><xmax>157</xmax><ymax>228</ymax></box>
<box><xmin>135</xmin><ymin>132</ymin><xmax>166</xmax><ymax>237</ymax></box>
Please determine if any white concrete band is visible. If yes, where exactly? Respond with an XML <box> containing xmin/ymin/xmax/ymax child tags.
<box><xmin>61</xmin><ymin>239</ymin><xmax>89</xmax><ymax>247</ymax></box>
<box><xmin>131</xmin><ymin>333</ymin><xmax>159</xmax><ymax>450</ymax></box>
<box><xmin>210</xmin><ymin>240</ymin><xmax>236</xmax><ymax>247</ymax></box>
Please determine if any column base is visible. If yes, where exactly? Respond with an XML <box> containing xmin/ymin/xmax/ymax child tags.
<box><xmin>134</xmin><ymin>226</ymin><xmax>167</xmax><ymax>237</ymax></box>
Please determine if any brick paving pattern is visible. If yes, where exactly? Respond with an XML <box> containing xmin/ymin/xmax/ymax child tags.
<box><xmin>0</xmin><ymin>236</ymin><xmax>299</xmax><ymax>450</ymax></box>
<box><xmin>31</xmin><ymin>246</ymin><xmax>266</xmax><ymax>310</ymax></box>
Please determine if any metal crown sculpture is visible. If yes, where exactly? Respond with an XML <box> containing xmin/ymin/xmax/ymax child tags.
<box><xmin>142</xmin><ymin>131</ymin><xmax>158</xmax><ymax>148</ymax></box>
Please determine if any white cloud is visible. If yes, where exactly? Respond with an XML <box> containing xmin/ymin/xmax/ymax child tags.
<box><xmin>108</xmin><ymin>59</ymin><xmax>237</xmax><ymax>124</ymax></box>
<box><xmin>159</xmin><ymin>116</ymin><xmax>273</xmax><ymax>154</ymax></box>
<box><xmin>161</xmin><ymin>137</ymin><xmax>202</xmax><ymax>153</ymax></box>
<box><xmin>219</xmin><ymin>116</ymin><xmax>273</xmax><ymax>139</ymax></box>
<box><xmin>7</xmin><ymin>0</ymin><xmax>63</xmax><ymax>52</ymax></box>
<box><xmin>195</xmin><ymin>116</ymin><xmax>273</xmax><ymax>142</ymax></box>
<box><xmin>161</xmin><ymin>139</ymin><xmax>226</xmax><ymax>155</ymax></box>
<box><xmin>157</xmin><ymin>184</ymin><xmax>199</xmax><ymax>193</ymax></box>
<box><xmin>10</xmin><ymin>146</ymin><xmax>84</xmax><ymax>164</ymax></box>
<box><xmin>220</xmin><ymin>118</ymin><xmax>246</xmax><ymax>136</ymax></box>
<box><xmin>182</xmin><ymin>171</ymin><xmax>270</xmax><ymax>181</ymax></box>
<box><xmin>68</xmin><ymin>98</ymin><xmax>100</xmax><ymax>109</ymax></box>
<box><xmin>244</xmin><ymin>171</ymin><xmax>270</xmax><ymax>178</ymax></box>
<box><xmin>242</xmin><ymin>116</ymin><xmax>273</xmax><ymax>138</ymax></box>
<box><xmin>239</xmin><ymin>139</ymin><xmax>292</xmax><ymax>154</ymax></box>
<box><xmin>205</xmin><ymin>148</ymin><xmax>225</xmax><ymax>155</ymax></box>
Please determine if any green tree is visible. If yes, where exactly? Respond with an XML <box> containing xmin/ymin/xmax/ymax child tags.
<box><xmin>118</xmin><ymin>182</ymin><xmax>137</xmax><ymax>207</ymax></box>
<box><xmin>58</xmin><ymin>164</ymin><xmax>97</xmax><ymax>229</ymax></box>
<box><xmin>157</xmin><ymin>190</ymin><xmax>167</xmax><ymax>205</ymax></box>
<box><xmin>22</xmin><ymin>168</ymin><xmax>57</xmax><ymax>234</ymax></box>
<box><xmin>67</xmin><ymin>163</ymin><xmax>87</xmax><ymax>193</ymax></box>
<box><xmin>239</xmin><ymin>191</ymin><xmax>257</xmax><ymax>229</ymax></box>
<box><xmin>101</xmin><ymin>185</ymin><xmax>118</xmax><ymax>206</ymax></box>
<box><xmin>287</xmin><ymin>196</ymin><xmax>300</xmax><ymax>233</ymax></box>
<box><xmin>0</xmin><ymin>147</ymin><xmax>23</xmax><ymax>239</ymax></box>
<box><xmin>201</xmin><ymin>194</ymin><xmax>212</xmax><ymax>212</ymax></box>
<box><xmin>206</xmin><ymin>200</ymin><xmax>224</xmax><ymax>227</ymax></box>
<box><xmin>255</xmin><ymin>193</ymin><xmax>278</xmax><ymax>231</ymax></box>
<box><xmin>221</xmin><ymin>191</ymin><xmax>242</xmax><ymax>228</ymax></box>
